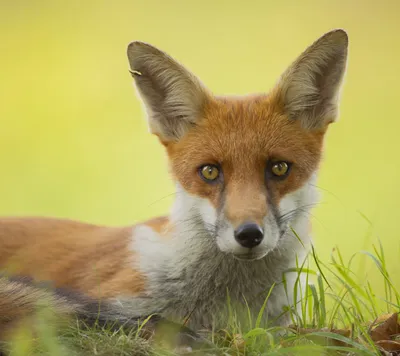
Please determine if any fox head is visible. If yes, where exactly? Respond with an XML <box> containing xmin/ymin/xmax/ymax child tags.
<box><xmin>127</xmin><ymin>30</ymin><xmax>348</xmax><ymax>261</ymax></box>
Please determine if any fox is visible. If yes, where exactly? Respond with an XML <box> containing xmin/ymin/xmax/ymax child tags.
<box><xmin>0</xmin><ymin>29</ymin><xmax>348</xmax><ymax>345</ymax></box>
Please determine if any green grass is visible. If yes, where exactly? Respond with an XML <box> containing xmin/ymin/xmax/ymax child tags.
<box><xmin>3</xmin><ymin>241</ymin><xmax>399</xmax><ymax>356</ymax></box>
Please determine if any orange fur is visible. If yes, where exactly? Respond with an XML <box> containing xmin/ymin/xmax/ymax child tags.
<box><xmin>0</xmin><ymin>217</ymin><xmax>146</xmax><ymax>298</ymax></box>
<box><xmin>145</xmin><ymin>216</ymin><xmax>170</xmax><ymax>235</ymax></box>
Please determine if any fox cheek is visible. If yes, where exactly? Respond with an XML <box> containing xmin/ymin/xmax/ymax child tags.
<box><xmin>198</xmin><ymin>199</ymin><xmax>218</xmax><ymax>228</ymax></box>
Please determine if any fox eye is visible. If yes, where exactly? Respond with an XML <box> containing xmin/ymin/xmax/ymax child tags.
<box><xmin>269</xmin><ymin>161</ymin><xmax>290</xmax><ymax>178</ymax></box>
<box><xmin>199</xmin><ymin>164</ymin><xmax>220</xmax><ymax>182</ymax></box>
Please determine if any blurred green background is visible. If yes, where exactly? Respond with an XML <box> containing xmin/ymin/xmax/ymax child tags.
<box><xmin>1</xmin><ymin>1</ymin><xmax>399</xmax><ymax>280</ymax></box>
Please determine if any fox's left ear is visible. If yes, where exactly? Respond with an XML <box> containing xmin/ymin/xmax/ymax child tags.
<box><xmin>272</xmin><ymin>29</ymin><xmax>348</xmax><ymax>129</ymax></box>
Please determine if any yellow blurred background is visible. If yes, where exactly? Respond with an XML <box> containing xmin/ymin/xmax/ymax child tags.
<box><xmin>1</xmin><ymin>1</ymin><xmax>399</xmax><ymax>283</ymax></box>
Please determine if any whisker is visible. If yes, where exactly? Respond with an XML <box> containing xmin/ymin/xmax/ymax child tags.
<box><xmin>278</xmin><ymin>203</ymin><xmax>321</xmax><ymax>225</ymax></box>
<box><xmin>279</xmin><ymin>202</ymin><xmax>319</xmax><ymax>219</ymax></box>
<box><xmin>146</xmin><ymin>192</ymin><xmax>177</xmax><ymax>207</ymax></box>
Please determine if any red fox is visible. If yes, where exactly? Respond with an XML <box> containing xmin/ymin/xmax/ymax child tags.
<box><xmin>0</xmin><ymin>29</ymin><xmax>348</xmax><ymax>342</ymax></box>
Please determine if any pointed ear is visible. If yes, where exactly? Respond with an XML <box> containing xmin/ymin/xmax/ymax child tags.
<box><xmin>127</xmin><ymin>41</ymin><xmax>210</xmax><ymax>142</ymax></box>
<box><xmin>272</xmin><ymin>29</ymin><xmax>348</xmax><ymax>129</ymax></box>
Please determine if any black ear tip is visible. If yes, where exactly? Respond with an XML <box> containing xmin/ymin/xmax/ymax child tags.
<box><xmin>127</xmin><ymin>41</ymin><xmax>151</xmax><ymax>73</ymax></box>
<box><xmin>127</xmin><ymin>41</ymin><xmax>165</xmax><ymax>60</ymax></box>
<box><xmin>127</xmin><ymin>41</ymin><xmax>147</xmax><ymax>53</ymax></box>
<box><xmin>330</xmin><ymin>28</ymin><xmax>348</xmax><ymax>36</ymax></box>
<box><xmin>323</xmin><ymin>29</ymin><xmax>349</xmax><ymax>47</ymax></box>
<box><xmin>127</xmin><ymin>41</ymin><xmax>145</xmax><ymax>64</ymax></box>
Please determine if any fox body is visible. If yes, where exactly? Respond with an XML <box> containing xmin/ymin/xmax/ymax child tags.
<box><xmin>0</xmin><ymin>30</ymin><xmax>348</xmax><ymax>334</ymax></box>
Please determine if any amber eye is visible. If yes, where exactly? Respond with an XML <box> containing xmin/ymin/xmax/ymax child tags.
<box><xmin>271</xmin><ymin>161</ymin><xmax>290</xmax><ymax>177</ymax></box>
<box><xmin>199</xmin><ymin>165</ymin><xmax>220</xmax><ymax>182</ymax></box>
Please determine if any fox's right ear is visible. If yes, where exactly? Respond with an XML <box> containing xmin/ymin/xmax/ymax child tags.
<box><xmin>127</xmin><ymin>42</ymin><xmax>210</xmax><ymax>143</ymax></box>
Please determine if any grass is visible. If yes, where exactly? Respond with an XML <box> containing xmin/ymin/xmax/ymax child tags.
<box><xmin>3</xmin><ymin>241</ymin><xmax>399</xmax><ymax>356</ymax></box>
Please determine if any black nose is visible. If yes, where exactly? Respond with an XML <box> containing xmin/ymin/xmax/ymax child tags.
<box><xmin>234</xmin><ymin>222</ymin><xmax>264</xmax><ymax>248</ymax></box>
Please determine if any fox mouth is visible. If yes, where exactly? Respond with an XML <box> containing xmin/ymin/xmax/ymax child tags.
<box><xmin>232</xmin><ymin>251</ymin><xmax>267</xmax><ymax>261</ymax></box>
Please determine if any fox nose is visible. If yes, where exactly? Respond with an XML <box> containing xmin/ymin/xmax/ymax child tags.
<box><xmin>234</xmin><ymin>222</ymin><xmax>264</xmax><ymax>248</ymax></box>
